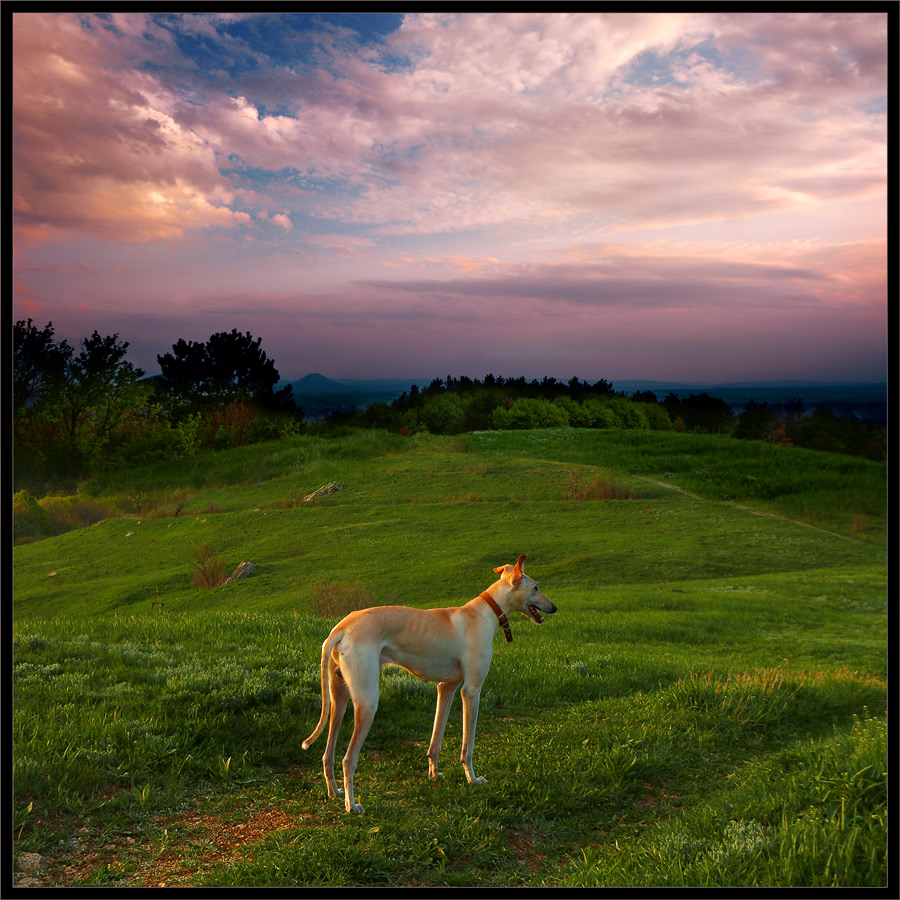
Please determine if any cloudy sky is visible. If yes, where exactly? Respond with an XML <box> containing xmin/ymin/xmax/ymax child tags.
<box><xmin>12</xmin><ymin>11</ymin><xmax>888</xmax><ymax>384</ymax></box>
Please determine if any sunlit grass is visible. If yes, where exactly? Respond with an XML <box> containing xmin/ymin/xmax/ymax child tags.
<box><xmin>12</xmin><ymin>428</ymin><xmax>886</xmax><ymax>886</ymax></box>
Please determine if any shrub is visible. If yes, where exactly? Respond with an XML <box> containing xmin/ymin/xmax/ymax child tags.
<box><xmin>566</xmin><ymin>468</ymin><xmax>642</xmax><ymax>501</ymax></box>
<box><xmin>40</xmin><ymin>495</ymin><xmax>111</xmax><ymax>533</ymax></box>
<box><xmin>640</xmin><ymin>402</ymin><xmax>673</xmax><ymax>431</ymax></box>
<box><xmin>491</xmin><ymin>397</ymin><xmax>570</xmax><ymax>430</ymax></box>
<box><xmin>303</xmin><ymin>581</ymin><xmax>377</xmax><ymax>618</ymax></box>
<box><xmin>191</xmin><ymin>542</ymin><xmax>228</xmax><ymax>589</ymax></box>
<box><xmin>13</xmin><ymin>490</ymin><xmax>52</xmax><ymax>541</ymax></box>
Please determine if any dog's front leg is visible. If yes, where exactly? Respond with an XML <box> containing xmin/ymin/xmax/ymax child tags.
<box><xmin>427</xmin><ymin>679</ymin><xmax>461</xmax><ymax>779</ymax></box>
<box><xmin>460</xmin><ymin>683</ymin><xmax>486</xmax><ymax>784</ymax></box>
<box><xmin>342</xmin><ymin>700</ymin><xmax>376</xmax><ymax>813</ymax></box>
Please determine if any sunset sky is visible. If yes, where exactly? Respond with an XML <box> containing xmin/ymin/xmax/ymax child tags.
<box><xmin>12</xmin><ymin>11</ymin><xmax>889</xmax><ymax>384</ymax></box>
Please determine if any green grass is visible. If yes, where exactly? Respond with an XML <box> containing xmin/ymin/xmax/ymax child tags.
<box><xmin>12</xmin><ymin>428</ymin><xmax>886</xmax><ymax>886</ymax></box>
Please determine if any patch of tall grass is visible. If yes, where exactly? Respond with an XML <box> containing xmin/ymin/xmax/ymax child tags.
<box><xmin>467</xmin><ymin>429</ymin><xmax>886</xmax><ymax>540</ymax></box>
<box><xmin>562</xmin><ymin>713</ymin><xmax>886</xmax><ymax>886</ymax></box>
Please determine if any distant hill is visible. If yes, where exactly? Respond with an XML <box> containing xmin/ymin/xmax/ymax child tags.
<box><xmin>291</xmin><ymin>373</ymin><xmax>351</xmax><ymax>393</ymax></box>
<box><xmin>283</xmin><ymin>374</ymin><xmax>430</xmax><ymax>420</ymax></box>
<box><xmin>614</xmin><ymin>380</ymin><xmax>887</xmax><ymax>424</ymax></box>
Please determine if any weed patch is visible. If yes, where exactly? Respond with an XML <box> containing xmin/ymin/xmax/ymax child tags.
<box><xmin>302</xmin><ymin>581</ymin><xmax>378</xmax><ymax>619</ymax></box>
<box><xmin>191</xmin><ymin>543</ymin><xmax>228</xmax><ymax>589</ymax></box>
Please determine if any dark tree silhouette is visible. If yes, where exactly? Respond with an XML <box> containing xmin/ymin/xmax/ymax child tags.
<box><xmin>157</xmin><ymin>329</ymin><xmax>296</xmax><ymax>413</ymax></box>
<box><xmin>666</xmin><ymin>392</ymin><xmax>733</xmax><ymax>433</ymax></box>
<box><xmin>14</xmin><ymin>319</ymin><xmax>71</xmax><ymax>414</ymax></box>
<box><xmin>733</xmin><ymin>399</ymin><xmax>777</xmax><ymax>441</ymax></box>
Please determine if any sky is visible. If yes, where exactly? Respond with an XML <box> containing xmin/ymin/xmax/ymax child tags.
<box><xmin>11</xmin><ymin>11</ymin><xmax>890</xmax><ymax>384</ymax></box>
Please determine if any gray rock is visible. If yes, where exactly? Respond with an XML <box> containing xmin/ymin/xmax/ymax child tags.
<box><xmin>16</xmin><ymin>853</ymin><xmax>48</xmax><ymax>874</ymax></box>
<box><xmin>222</xmin><ymin>561</ymin><xmax>257</xmax><ymax>585</ymax></box>
<box><xmin>302</xmin><ymin>482</ymin><xmax>344</xmax><ymax>503</ymax></box>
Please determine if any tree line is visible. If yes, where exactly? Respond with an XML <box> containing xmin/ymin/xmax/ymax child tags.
<box><xmin>14</xmin><ymin>320</ymin><xmax>300</xmax><ymax>493</ymax></box>
<box><xmin>328</xmin><ymin>375</ymin><xmax>885</xmax><ymax>463</ymax></box>
<box><xmin>14</xmin><ymin>319</ymin><xmax>885</xmax><ymax>495</ymax></box>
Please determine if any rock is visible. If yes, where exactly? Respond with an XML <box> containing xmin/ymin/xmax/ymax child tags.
<box><xmin>16</xmin><ymin>853</ymin><xmax>48</xmax><ymax>874</ymax></box>
<box><xmin>222</xmin><ymin>562</ymin><xmax>257</xmax><ymax>585</ymax></box>
<box><xmin>126</xmin><ymin>532</ymin><xmax>136</xmax><ymax>537</ymax></box>
<box><xmin>302</xmin><ymin>482</ymin><xmax>344</xmax><ymax>503</ymax></box>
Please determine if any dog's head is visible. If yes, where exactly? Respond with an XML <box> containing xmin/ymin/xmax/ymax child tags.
<box><xmin>493</xmin><ymin>554</ymin><xmax>558</xmax><ymax>624</ymax></box>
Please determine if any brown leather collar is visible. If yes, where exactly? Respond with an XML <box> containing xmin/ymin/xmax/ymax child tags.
<box><xmin>479</xmin><ymin>592</ymin><xmax>512</xmax><ymax>642</ymax></box>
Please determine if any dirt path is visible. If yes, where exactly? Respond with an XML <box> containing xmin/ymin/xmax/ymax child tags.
<box><xmin>635</xmin><ymin>476</ymin><xmax>876</xmax><ymax>547</ymax></box>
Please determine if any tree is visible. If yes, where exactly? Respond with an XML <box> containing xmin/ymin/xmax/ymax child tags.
<box><xmin>733</xmin><ymin>399</ymin><xmax>776</xmax><ymax>441</ymax></box>
<box><xmin>14</xmin><ymin>324</ymin><xmax>149</xmax><ymax>485</ymax></box>
<box><xmin>57</xmin><ymin>331</ymin><xmax>148</xmax><ymax>476</ymax></box>
<box><xmin>676</xmin><ymin>393</ymin><xmax>734</xmax><ymax>433</ymax></box>
<box><xmin>14</xmin><ymin>319</ymin><xmax>70</xmax><ymax>415</ymax></box>
<box><xmin>157</xmin><ymin>329</ymin><xmax>296</xmax><ymax>414</ymax></box>
<box><xmin>491</xmin><ymin>397</ymin><xmax>570</xmax><ymax>430</ymax></box>
<box><xmin>797</xmin><ymin>407</ymin><xmax>885</xmax><ymax>461</ymax></box>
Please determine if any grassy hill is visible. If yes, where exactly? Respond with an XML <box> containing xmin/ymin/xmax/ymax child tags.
<box><xmin>12</xmin><ymin>429</ymin><xmax>886</xmax><ymax>887</ymax></box>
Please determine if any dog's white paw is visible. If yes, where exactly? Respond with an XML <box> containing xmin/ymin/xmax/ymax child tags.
<box><xmin>347</xmin><ymin>801</ymin><xmax>365</xmax><ymax>814</ymax></box>
<box><xmin>469</xmin><ymin>775</ymin><xmax>488</xmax><ymax>785</ymax></box>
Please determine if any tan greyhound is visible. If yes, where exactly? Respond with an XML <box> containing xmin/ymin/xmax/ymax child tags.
<box><xmin>302</xmin><ymin>554</ymin><xmax>557</xmax><ymax>812</ymax></box>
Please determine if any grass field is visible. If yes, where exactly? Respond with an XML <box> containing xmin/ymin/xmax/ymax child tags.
<box><xmin>12</xmin><ymin>429</ymin><xmax>887</xmax><ymax>886</ymax></box>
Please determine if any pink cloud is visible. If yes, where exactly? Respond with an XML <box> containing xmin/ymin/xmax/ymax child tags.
<box><xmin>13</xmin><ymin>12</ymin><xmax>886</xmax><ymax>245</ymax></box>
<box><xmin>19</xmin><ymin>229</ymin><xmax>881</xmax><ymax>383</ymax></box>
<box><xmin>11</xmin><ymin>13</ymin><xmax>886</xmax><ymax>385</ymax></box>
<box><xmin>12</xmin><ymin>14</ymin><xmax>249</xmax><ymax>244</ymax></box>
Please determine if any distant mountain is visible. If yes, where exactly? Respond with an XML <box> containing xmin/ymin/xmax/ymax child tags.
<box><xmin>291</xmin><ymin>373</ymin><xmax>353</xmax><ymax>393</ymax></box>
<box><xmin>283</xmin><ymin>374</ymin><xmax>431</xmax><ymax>420</ymax></box>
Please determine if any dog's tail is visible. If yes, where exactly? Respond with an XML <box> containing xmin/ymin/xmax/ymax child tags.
<box><xmin>301</xmin><ymin>627</ymin><xmax>343</xmax><ymax>750</ymax></box>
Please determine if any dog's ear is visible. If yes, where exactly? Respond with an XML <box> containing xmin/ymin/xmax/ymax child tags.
<box><xmin>511</xmin><ymin>554</ymin><xmax>526</xmax><ymax>583</ymax></box>
<box><xmin>494</xmin><ymin>556</ymin><xmax>526</xmax><ymax>581</ymax></box>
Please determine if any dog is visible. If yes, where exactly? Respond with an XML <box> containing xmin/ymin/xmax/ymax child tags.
<box><xmin>302</xmin><ymin>554</ymin><xmax>557</xmax><ymax>812</ymax></box>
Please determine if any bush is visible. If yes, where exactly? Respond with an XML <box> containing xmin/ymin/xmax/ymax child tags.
<box><xmin>191</xmin><ymin>543</ymin><xmax>228</xmax><ymax>589</ymax></box>
<box><xmin>40</xmin><ymin>495</ymin><xmax>111</xmax><ymax>533</ymax></box>
<box><xmin>303</xmin><ymin>581</ymin><xmax>377</xmax><ymax>618</ymax></box>
<box><xmin>608</xmin><ymin>398</ymin><xmax>650</xmax><ymax>430</ymax></box>
<box><xmin>13</xmin><ymin>490</ymin><xmax>53</xmax><ymax>542</ymax></box>
<box><xmin>798</xmin><ymin>408</ymin><xmax>885</xmax><ymax>462</ymax></box>
<box><xmin>491</xmin><ymin>397</ymin><xmax>570</xmax><ymax>430</ymax></box>
<box><xmin>419</xmin><ymin>395</ymin><xmax>465</xmax><ymax>434</ymax></box>
<box><xmin>640</xmin><ymin>402</ymin><xmax>673</xmax><ymax>431</ymax></box>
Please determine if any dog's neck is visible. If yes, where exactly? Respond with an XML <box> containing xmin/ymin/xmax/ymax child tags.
<box><xmin>478</xmin><ymin>583</ymin><xmax>514</xmax><ymax>642</ymax></box>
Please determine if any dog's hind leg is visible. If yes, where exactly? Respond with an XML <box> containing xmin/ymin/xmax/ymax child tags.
<box><xmin>427</xmin><ymin>679</ymin><xmax>461</xmax><ymax>779</ymax></box>
<box><xmin>322</xmin><ymin>660</ymin><xmax>349</xmax><ymax>801</ymax></box>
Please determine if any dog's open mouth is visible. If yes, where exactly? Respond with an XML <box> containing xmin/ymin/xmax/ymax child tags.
<box><xmin>528</xmin><ymin>604</ymin><xmax>544</xmax><ymax>624</ymax></box>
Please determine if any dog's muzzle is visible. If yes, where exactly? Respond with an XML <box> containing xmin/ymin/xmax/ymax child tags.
<box><xmin>527</xmin><ymin>601</ymin><xmax>558</xmax><ymax>624</ymax></box>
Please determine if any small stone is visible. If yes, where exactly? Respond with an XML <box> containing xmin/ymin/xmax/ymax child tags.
<box><xmin>126</xmin><ymin>532</ymin><xmax>136</xmax><ymax>537</ymax></box>
<box><xmin>16</xmin><ymin>853</ymin><xmax>48</xmax><ymax>874</ymax></box>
